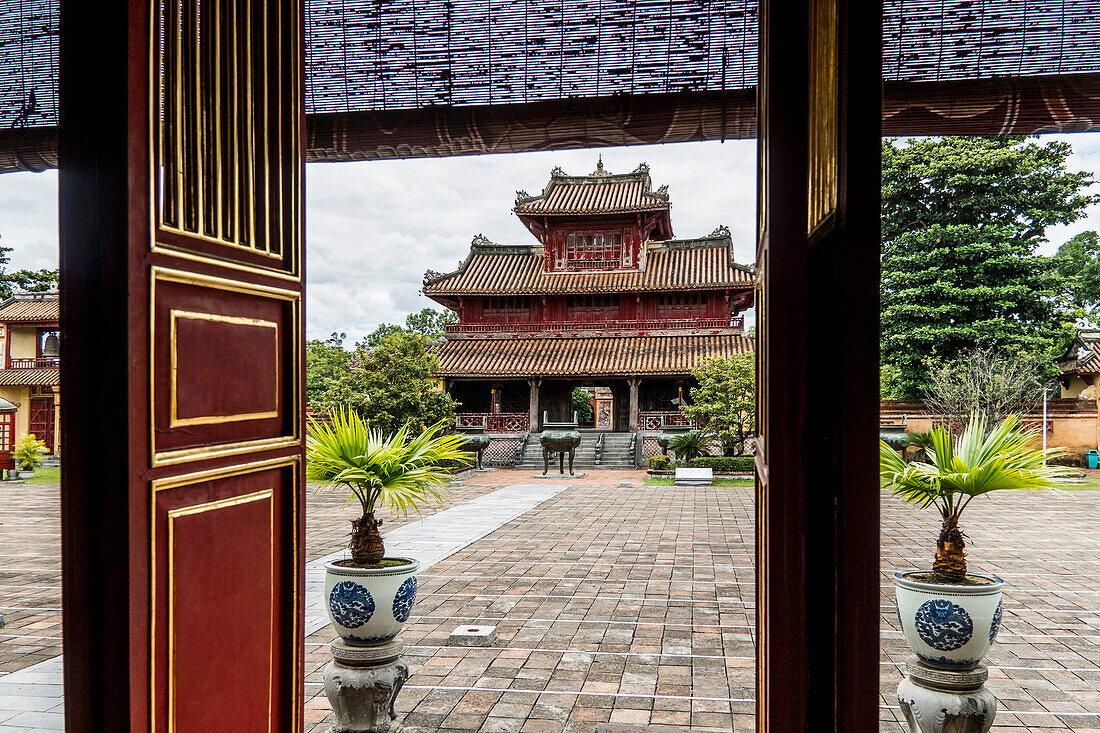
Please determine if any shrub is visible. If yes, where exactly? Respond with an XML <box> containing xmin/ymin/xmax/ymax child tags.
<box><xmin>1048</xmin><ymin>454</ymin><xmax>1086</xmax><ymax>468</ymax></box>
<box><xmin>648</xmin><ymin>455</ymin><xmax>671</xmax><ymax>471</ymax></box>
<box><xmin>690</xmin><ymin>456</ymin><xmax>755</xmax><ymax>473</ymax></box>
<box><xmin>13</xmin><ymin>434</ymin><xmax>47</xmax><ymax>471</ymax></box>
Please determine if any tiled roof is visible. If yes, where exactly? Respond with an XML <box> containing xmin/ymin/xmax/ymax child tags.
<box><xmin>1063</xmin><ymin>329</ymin><xmax>1100</xmax><ymax>375</ymax></box>
<box><xmin>513</xmin><ymin>162</ymin><xmax>670</xmax><ymax>216</ymax></box>
<box><xmin>433</xmin><ymin>334</ymin><xmax>754</xmax><ymax>378</ymax></box>
<box><xmin>0</xmin><ymin>368</ymin><xmax>59</xmax><ymax>386</ymax></box>
<box><xmin>0</xmin><ymin>297</ymin><xmax>58</xmax><ymax>323</ymax></box>
<box><xmin>424</xmin><ymin>237</ymin><xmax>753</xmax><ymax>297</ymax></box>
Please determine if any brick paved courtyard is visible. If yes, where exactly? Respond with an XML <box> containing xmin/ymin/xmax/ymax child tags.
<box><xmin>2</xmin><ymin>470</ymin><xmax>1099</xmax><ymax>731</ymax></box>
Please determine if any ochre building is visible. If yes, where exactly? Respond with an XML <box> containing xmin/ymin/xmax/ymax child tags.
<box><xmin>0</xmin><ymin>289</ymin><xmax>60</xmax><ymax>454</ymax></box>
<box><xmin>423</xmin><ymin>161</ymin><xmax>755</xmax><ymax>434</ymax></box>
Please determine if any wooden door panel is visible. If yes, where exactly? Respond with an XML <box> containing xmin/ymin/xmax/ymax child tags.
<box><xmin>59</xmin><ymin>0</ymin><xmax>304</xmax><ymax>729</ymax></box>
<box><xmin>151</xmin><ymin>459</ymin><xmax>299</xmax><ymax>732</ymax></box>
<box><xmin>150</xmin><ymin>268</ymin><xmax>300</xmax><ymax>464</ymax></box>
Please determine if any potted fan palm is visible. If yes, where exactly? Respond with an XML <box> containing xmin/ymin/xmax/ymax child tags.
<box><xmin>307</xmin><ymin>409</ymin><xmax>472</xmax><ymax>646</ymax></box>
<box><xmin>880</xmin><ymin>413</ymin><xmax>1072</xmax><ymax>668</ymax></box>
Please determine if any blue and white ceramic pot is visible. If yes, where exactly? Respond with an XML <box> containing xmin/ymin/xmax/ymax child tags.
<box><xmin>325</xmin><ymin>558</ymin><xmax>420</xmax><ymax>646</ymax></box>
<box><xmin>894</xmin><ymin>571</ymin><xmax>1004</xmax><ymax>669</ymax></box>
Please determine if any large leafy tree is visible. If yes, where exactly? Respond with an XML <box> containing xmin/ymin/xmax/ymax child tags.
<box><xmin>364</xmin><ymin>307</ymin><xmax>457</xmax><ymax>347</ymax></box>
<box><xmin>306</xmin><ymin>333</ymin><xmax>356</xmax><ymax>413</ymax></box>
<box><xmin>1053</xmin><ymin>230</ymin><xmax>1100</xmax><ymax>322</ymax></box>
<box><xmin>683</xmin><ymin>353</ymin><xmax>755</xmax><ymax>456</ymax></box>
<box><xmin>880</xmin><ymin>137</ymin><xmax>1095</xmax><ymax>396</ymax></box>
<box><xmin>308</xmin><ymin>331</ymin><xmax>457</xmax><ymax>434</ymax></box>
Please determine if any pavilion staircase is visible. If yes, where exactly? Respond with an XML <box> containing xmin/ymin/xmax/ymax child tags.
<box><xmin>515</xmin><ymin>431</ymin><xmax>637</xmax><ymax>471</ymax></box>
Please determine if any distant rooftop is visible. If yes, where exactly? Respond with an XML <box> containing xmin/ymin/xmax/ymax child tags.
<box><xmin>513</xmin><ymin>160</ymin><xmax>671</xmax><ymax>217</ymax></box>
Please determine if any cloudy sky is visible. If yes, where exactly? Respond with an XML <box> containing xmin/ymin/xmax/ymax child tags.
<box><xmin>1</xmin><ymin>133</ymin><xmax>1099</xmax><ymax>344</ymax></box>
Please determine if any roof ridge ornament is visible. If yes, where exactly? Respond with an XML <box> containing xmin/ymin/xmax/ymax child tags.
<box><xmin>423</xmin><ymin>269</ymin><xmax>444</xmax><ymax>285</ymax></box>
<box><xmin>550</xmin><ymin>165</ymin><xmax>566</xmax><ymax>177</ymax></box>
<box><xmin>515</xmin><ymin>189</ymin><xmax>535</xmax><ymax>205</ymax></box>
<box><xmin>632</xmin><ymin>162</ymin><xmax>649</xmax><ymax>174</ymax></box>
<box><xmin>709</xmin><ymin>225</ymin><xmax>731</xmax><ymax>239</ymax></box>
<box><xmin>652</xmin><ymin>184</ymin><xmax>669</xmax><ymax>200</ymax></box>
<box><xmin>471</xmin><ymin>233</ymin><xmax>494</xmax><ymax>246</ymax></box>
<box><xmin>591</xmin><ymin>156</ymin><xmax>610</xmax><ymax>177</ymax></box>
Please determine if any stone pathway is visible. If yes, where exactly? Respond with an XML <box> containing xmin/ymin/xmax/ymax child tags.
<box><xmin>0</xmin><ymin>476</ymin><xmax>570</xmax><ymax>731</ymax></box>
<box><xmin>2</xmin><ymin>472</ymin><xmax>1100</xmax><ymax>732</ymax></box>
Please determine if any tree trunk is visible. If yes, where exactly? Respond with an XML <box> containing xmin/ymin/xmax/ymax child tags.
<box><xmin>932</xmin><ymin>515</ymin><xmax>967</xmax><ymax>581</ymax></box>
<box><xmin>350</xmin><ymin>512</ymin><xmax>385</xmax><ymax>565</ymax></box>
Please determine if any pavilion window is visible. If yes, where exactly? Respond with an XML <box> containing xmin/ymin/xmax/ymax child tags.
<box><xmin>482</xmin><ymin>296</ymin><xmax>531</xmax><ymax>323</ymax></box>
<box><xmin>657</xmin><ymin>292</ymin><xmax>707</xmax><ymax>319</ymax></box>
<box><xmin>566</xmin><ymin>294</ymin><xmax>619</xmax><ymax>322</ymax></box>
<box><xmin>564</xmin><ymin>230</ymin><xmax>625</xmax><ymax>270</ymax></box>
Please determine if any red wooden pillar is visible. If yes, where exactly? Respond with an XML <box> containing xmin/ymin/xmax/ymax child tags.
<box><xmin>59</xmin><ymin>0</ymin><xmax>305</xmax><ymax>730</ymax></box>
<box><xmin>755</xmin><ymin>0</ymin><xmax>882</xmax><ymax>730</ymax></box>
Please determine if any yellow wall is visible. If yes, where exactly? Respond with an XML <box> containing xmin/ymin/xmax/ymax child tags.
<box><xmin>8</xmin><ymin>327</ymin><xmax>37</xmax><ymax>360</ymax></box>
<box><xmin>1061</xmin><ymin>375</ymin><xmax>1098</xmax><ymax>398</ymax></box>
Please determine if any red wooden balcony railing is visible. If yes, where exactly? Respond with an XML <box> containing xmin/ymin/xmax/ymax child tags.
<box><xmin>8</xmin><ymin>358</ymin><xmax>59</xmax><ymax>369</ymax></box>
<box><xmin>456</xmin><ymin>412</ymin><xmax>530</xmax><ymax>433</ymax></box>
<box><xmin>638</xmin><ymin>411</ymin><xmax>698</xmax><ymax>431</ymax></box>
<box><xmin>445</xmin><ymin>316</ymin><xmax>744</xmax><ymax>335</ymax></box>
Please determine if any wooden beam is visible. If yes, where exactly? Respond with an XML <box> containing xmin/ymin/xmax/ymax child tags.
<box><xmin>7</xmin><ymin>73</ymin><xmax>1098</xmax><ymax>174</ymax></box>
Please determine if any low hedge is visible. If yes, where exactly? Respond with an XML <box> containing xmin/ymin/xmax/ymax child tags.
<box><xmin>648</xmin><ymin>455</ymin><xmax>671</xmax><ymax>470</ymax></box>
<box><xmin>688</xmin><ymin>456</ymin><xmax>754</xmax><ymax>472</ymax></box>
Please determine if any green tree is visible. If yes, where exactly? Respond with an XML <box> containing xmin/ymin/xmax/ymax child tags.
<box><xmin>309</xmin><ymin>332</ymin><xmax>457</xmax><ymax>434</ymax></box>
<box><xmin>880</xmin><ymin>137</ymin><xmax>1095</xmax><ymax>396</ymax></box>
<box><xmin>306</xmin><ymin>333</ymin><xmax>356</xmax><ymax>414</ymax></box>
<box><xmin>0</xmin><ymin>238</ymin><xmax>59</xmax><ymax>300</ymax></box>
<box><xmin>683</xmin><ymin>353</ymin><xmax>755</xmax><ymax>456</ymax></box>
<box><xmin>570</xmin><ymin>388</ymin><xmax>594</xmax><ymax>424</ymax></box>
<box><xmin>404</xmin><ymin>307</ymin><xmax>458</xmax><ymax>337</ymax></box>
<box><xmin>1053</xmin><ymin>230</ymin><xmax>1100</xmax><ymax>322</ymax></box>
<box><xmin>364</xmin><ymin>308</ymin><xmax>458</xmax><ymax>346</ymax></box>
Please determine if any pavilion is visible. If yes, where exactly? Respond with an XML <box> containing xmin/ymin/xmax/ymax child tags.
<box><xmin>423</xmin><ymin>160</ymin><xmax>755</xmax><ymax>433</ymax></box>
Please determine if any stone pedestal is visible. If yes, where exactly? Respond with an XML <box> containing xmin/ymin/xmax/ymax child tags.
<box><xmin>897</xmin><ymin>656</ymin><xmax>996</xmax><ymax>733</ymax></box>
<box><xmin>324</xmin><ymin>638</ymin><xmax>409</xmax><ymax>733</ymax></box>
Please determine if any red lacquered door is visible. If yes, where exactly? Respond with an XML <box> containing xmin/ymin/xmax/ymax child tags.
<box><xmin>29</xmin><ymin>396</ymin><xmax>54</xmax><ymax>453</ymax></box>
<box><xmin>59</xmin><ymin>0</ymin><xmax>305</xmax><ymax>730</ymax></box>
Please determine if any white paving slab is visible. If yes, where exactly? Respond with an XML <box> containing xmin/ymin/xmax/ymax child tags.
<box><xmin>0</xmin><ymin>482</ymin><xmax>569</xmax><ymax>726</ymax></box>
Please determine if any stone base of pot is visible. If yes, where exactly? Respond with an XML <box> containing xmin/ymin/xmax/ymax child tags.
<box><xmin>324</xmin><ymin>638</ymin><xmax>409</xmax><ymax>733</ymax></box>
<box><xmin>897</xmin><ymin>655</ymin><xmax>996</xmax><ymax>733</ymax></box>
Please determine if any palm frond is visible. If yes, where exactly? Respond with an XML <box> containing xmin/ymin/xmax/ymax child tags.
<box><xmin>880</xmin><ymin>412</ymin><xmax>1075</xmax><ymax>519</ymax></box>
<box><xmin>307</xmin><ymin>409</ymin><xmax>472</xmax><ymax>515</ymax></box>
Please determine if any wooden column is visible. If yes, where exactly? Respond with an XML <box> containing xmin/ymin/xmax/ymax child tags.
<box><xmin>59</xmin><ymin>0</ymin><xmax>306</xmax><ymax>729</ymax></box>
<box><xmin>528</xmin><ymin>378</ymin><xmax>540</xmax><ymax>432</ymax></box>
<box><xmin>628</xmin><ymin>377</ymin><xmax>641</xmax><ymax>432</ymax></box>
<box><xmin>756</xmin><ymin>0</ymin><xmax>881</xmax><ymax>730</ymax></box>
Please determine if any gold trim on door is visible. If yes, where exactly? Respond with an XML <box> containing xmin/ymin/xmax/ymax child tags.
<box><xmin>166</xmin><ymin>490</ymin><xmax>275</xmax><ymax>733</ymax></box>
<box><xmin>168</xmin><ymin>309</ymin><xmax>280</xmax><ymax>427</ymax></box>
